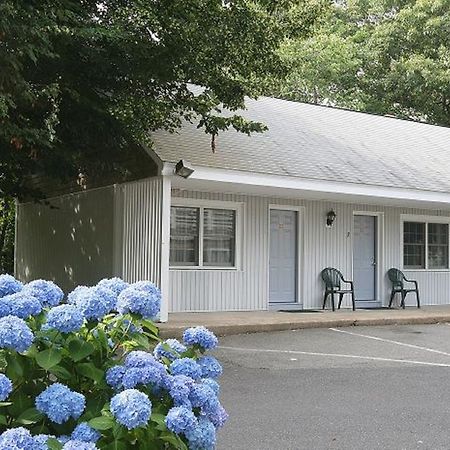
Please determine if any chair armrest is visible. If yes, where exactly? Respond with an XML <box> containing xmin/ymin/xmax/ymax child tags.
<box><xmin>342</xmin><ymin>278</ymin><xmax>354</xmax><ymax>287</ymax></box>
<box><xmin>404</xmin><ymin>277</ymin><xmax>418</xmax><ymax>287</ymax></box>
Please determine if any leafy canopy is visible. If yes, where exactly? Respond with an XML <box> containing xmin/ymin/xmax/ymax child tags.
<box><xmin>0</xmin><ymin>0</ymin><xmax>312</xmax><ymax>201</ymax></box>
<box><xmin>270</xmin><ymin>0</ymin><xmax>450</xmax><ymax>126</ymax></box>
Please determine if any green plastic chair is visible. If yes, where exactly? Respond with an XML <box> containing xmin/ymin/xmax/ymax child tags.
<box><xmin>387</xmin><ymin>268</ymin><xmax>420</xmax><ymax>309</ymax></box>
<box><xmin>320</xmin><ymin>268</ymin><xmax>355</xmax><ymax>311</ymax></box>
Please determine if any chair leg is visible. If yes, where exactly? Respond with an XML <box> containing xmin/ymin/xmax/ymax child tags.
<box><xmin>389</xmin><ymin>290</ymin><xmax>395</xmax><ymax>308</ymax></box>
<box><xmin>331</xmin><ymin>293</ymin><xmax>335</xmax><ymax>312</ymax></box>
<box><xmin>338</xmin><ymin>293</ymin><xmax>344</xmax><ymax>309</ymax></box>
<box><xmin>351</xmin><ymin>290</ymin><xmax>356</xmax><ymax>311</ymax></box>
<box><xmin>401</xmin><ymin>291</ymin><xmax>406</xmax><ymax>309</ymax></box>
<box><xmin>416</xmin><ymin>289</ymin><xmax>420</xmax><ymax>309</ymax></box>
<box><xmin>322</xmin><ymin>292</ymin><xmax>328</xmax><ymax>310</ymax></box>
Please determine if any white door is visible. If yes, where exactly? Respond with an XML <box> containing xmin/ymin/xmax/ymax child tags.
<box><xmin>353</xmin><ymin>215</ymin><xmax>377</xmax><ymax>303</ymax></box>
<box><xmin>269</xmin><ymin>209</ymin><xmax>297</xmax><ymax>304</ymax></box>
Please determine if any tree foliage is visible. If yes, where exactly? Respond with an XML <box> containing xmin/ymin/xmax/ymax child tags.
<box><xmin>0</xmin><ymin>198</ymin><xmax>14</xmax><ymax>275</ymax></box>
<box><xmin>0</xmin><ymin>0</ymin><xmax>306</xmax><ymax>201</ymax></box>
<box><xmin>270</xmin><ymin>0</ymin><xmax>450</xmax><ymax>126</ymax></box>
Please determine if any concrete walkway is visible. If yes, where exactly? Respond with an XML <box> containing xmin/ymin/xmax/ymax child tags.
<box><xmin>158</xmin><ymin>306</ymin><xmax>450</xmax><ymax>338</ymax></box>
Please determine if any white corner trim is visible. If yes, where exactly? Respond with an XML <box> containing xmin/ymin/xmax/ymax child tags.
<box><xmin>159</xmin><ymin>176</ymin><xmax>172</xmax><ymax>322</ymax></box>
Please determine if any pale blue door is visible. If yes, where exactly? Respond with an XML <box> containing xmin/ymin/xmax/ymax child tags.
<box><xmin>353</xmin><ymin>215</ymin><xmax>377</xmax><ymax>302</ymax></box>
<box><xmin>269</xmin><ymin>210</ymin><xmax>297</xmax><ymax>304</ymax></box>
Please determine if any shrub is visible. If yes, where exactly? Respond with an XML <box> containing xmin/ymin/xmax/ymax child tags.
<box><xmin>0</xmin><ymin>275</ymin><xmax>227</xmax><ymax>449</ymax></box>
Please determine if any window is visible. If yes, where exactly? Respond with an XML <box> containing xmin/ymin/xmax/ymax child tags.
<box><xmin>428</xmin><ymin>223</ymin><xmax>449</xmax><ymax>269</ymax></box>
<box><xmin>403</xmin><ymin>220</ymin><xmax>449</xmax><ymax>270</ymax></box>
<box><xmin>170</xmin><ymin>207</ymin><xmax>199</xmax><ymax>266</ymax></box>
<box><xmin>170</xmin><ymin>204</ymin><xmax>238</xmax><ymax>268</ymax></box>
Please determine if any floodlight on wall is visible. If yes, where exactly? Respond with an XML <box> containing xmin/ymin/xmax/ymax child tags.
<box><xmin>174</xmin><ymin>159</ymin><xmax>195</xmax><ymax>178</ymax></box>
<box><xmin>326</xmin><ymin>209</ymin><xmax>336</xmax><ymax>227</ymax></box>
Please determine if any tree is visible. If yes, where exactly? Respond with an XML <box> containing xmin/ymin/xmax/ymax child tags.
<box><xmin>1</xmin><ymin>0</ymin><xmax>309</xmax><ymax>202</ymax></box>
<box><xmin>0</xmin><ymin>198</ymin><xmax>14</xmax><ymax>274</ymax></box>
<box><xmin>270</xmin><ymin>0</ymin><xmax>450</xmax><ymax>126</ymax></box>
<box><xmin>1</xmin><ymin>0</ymin><xmax>328</xmax><ymax>271</ymax></box>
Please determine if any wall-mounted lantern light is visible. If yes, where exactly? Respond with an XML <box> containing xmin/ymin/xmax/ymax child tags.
<box><xmin>174</xmin><ymin>159</ymin><xmax>195</xmax><ymax>179</ymax></box>
<box><xmin>326</xmin><ymin>209</ymin><xmax>336</xmax><ymax>227</ymax></box>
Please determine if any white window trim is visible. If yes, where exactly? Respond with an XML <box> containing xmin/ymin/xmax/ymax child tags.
<box><xmin>170</xmin><ymin>198</ymin><xmax>243</xmax><ymax>271</ymax></box>
<box><xmin>400</xmin><ymin>214</ymin><xmax>450</xmax><ymax>272</ymax></box>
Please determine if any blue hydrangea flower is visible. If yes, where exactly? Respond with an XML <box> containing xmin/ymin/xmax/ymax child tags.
<box><xmin>4</xmin><ymin>292</ymin><xmax>42</xmax><ymax>319</ymax></box>
<box><xmin>0</xmin><ymin>298</ymin><xmax>11</xmax><ymax>318</ymax></box>
<box><xmin>62</xmin><ymin>441</ymin><xmax>98</xmax><ymax>450</ymax></box>
<box><xmin>0</xmin><ymin>374</ymin><xmax>12</xmax><ymax>401</ymax></box>
<box><xmin>122</xmin><ymin>366</ymin><xmax>162</xmax><ymax>389</ymax></box>
<box><xmin>0</xmin><ymin>427</ymin><xmax>35</xmax><ymax>449</ymax></box>
<box><xmin>165</xmin><ymin>406</ymin><xmax>197</xmax><ymax>435</ymax></box>
<box><xmin>207</xmin><ymin>402</ymin><xmax>229</xmax><ymax>428</ymax></box>
<box><xmin>183</xmin><ymin>326</ymin><xmax>218</xmax><ymax>350</ymax></box>
<box><xmin>106</xmin><ymin>365</ymin><xmax>126</xmax><ymax>390</ymax></box>
<box><xmin>197</xmin><ymin>356</ymin><xmax>223</xmax><ymax>379</ymax></box>
<box><xmin>0</xmin><ymin>315</ymin><xmax>34</xmax><ymax>352</ymax></box>
<box><xmin>189</xmin><ymin>384</ymin><xmax>219</xmax><ymax>414</ymax></box>
<box><xmin>72</xmin><ymin>288</ymin><xmax>111</xmax><ymax>321</ymax></box>
<box><xmin>67</xmin><ymin>286</ymin><xmax>90</xmax><ymax>304</ymax></box>
<box><xmin>154</xmin><ymin>339</ymin><xmax>187</xmax><ymax>361</ymax></box>
<box><xmin>36</xmin><ymin>383</ymin><xmax>86</xmax><ymax>424</ymax></box>
<box><xmin>58</xmin><ymin>435</ymin><xmax>71</xmax><ymax>445</ymax></box>
<box><xmin>34</xmin><ymin>434</ymin><xmax>53</xmax><ymax>450</ymax></box>
<box><xmin>185</xmin><ymin>416</ymin><xmax>216</xmax><ymax>450</ymax></box>
<box><xmin>170</xmin><ymin>358</ymin><xmax>202</xmax><ymax>380</ymax></box>
<box><xmin>0</xmin><ymin>274</ymin><xmax>22</xmax><ymax>298</ymax></box>
<box><xmin>71</xmin><ymin>422</ymin><xmax>101</xmax><ymax>443</ymax></box>
<box><xmin>91</xmin><ymin>286</ymin><xmax>116</xmax><ymax>312</ymax></box>
<box><xmin>45</xmin><ymin>305</ymin><xmax>84</xmax><ymax>333</ymax></box>
<box><xmin>116</xmin><ymin>287</ymin><xmax>160</xmax><ymax>319</ymax></box>
<box><xmin>96</xmin><ymin>277</ymin><xmax>129</xmax><ymax>295</ymax></box>
<box><xmin>130</xmin><ymin>281</ymin><xmax>161</xmax><ymax>314</ymax></box>
<box><xmin>22</xmin><ymin>279</ymin><xmax>63</xmax><ymax>307</ymax></box>
<box><xmin>201</xmin><ymin>378</ymin><xmax>220</xmax><ymax>396</ymax></box>
<box><xmin>168</xmin><ymin>375</ymin><xmax>195</xmax><ymax>407</ymax></box>
<box><xmin>124</xmin><ymin>350</ymin><xmax>159</xmax><ymax>369</ymax></box>
<box><xmin>110</xmin><ymin>389</ymin><xmax>152</xmax><ymax>430</ymax></box>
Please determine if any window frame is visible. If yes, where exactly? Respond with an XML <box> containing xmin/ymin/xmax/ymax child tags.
<box><xmin>170</xmin><ymin>198</ymin><xmax>243</xmax><ymax>270</ymax></box>
<box><xmin>401</xmin><ymin>215</ymin><xmax>450</xmax><ymax>271</ymax></box>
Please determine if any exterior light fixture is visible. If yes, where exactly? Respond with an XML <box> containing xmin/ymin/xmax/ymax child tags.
<box><xmin>174</xmin><ymin>160</ymin><xmax>194</xmax><ymax>179</ymax></box>
<box><xmin>326</xmin><ymin>210</ymin><xmax>336</xmax><ymax>227</ymax></box>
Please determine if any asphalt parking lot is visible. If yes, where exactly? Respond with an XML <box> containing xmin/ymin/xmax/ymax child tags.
<box><xmin>214</xmin><ymin>324</ymin><xmax>450</xmax><ymax>450</ymax></box>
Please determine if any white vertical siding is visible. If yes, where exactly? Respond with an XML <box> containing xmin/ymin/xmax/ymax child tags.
<box><xmin>118</xmin><ymin>177</ymin><xmax>164</xmax><ymax>286</ymax></box>
<box><xmin>15</xmin><ymin>186</ymin><xmax>115</xmax><ymax>291</ymax></box>
<box><xmin>170</xmin><ymin>189</ymin><xmax>450</xmax><ymax>312</ymax></box>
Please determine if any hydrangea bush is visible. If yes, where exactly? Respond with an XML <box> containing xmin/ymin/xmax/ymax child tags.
<box><xmin>0</xmin><ymin>275</ymin><xmax>227</xmax><ymax>449</ymax></box>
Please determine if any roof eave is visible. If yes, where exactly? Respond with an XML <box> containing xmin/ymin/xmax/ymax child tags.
<box><xmin>164</xmin><ymin>163</ymin><xmax>450</xmax><ymax>210</ymax></box>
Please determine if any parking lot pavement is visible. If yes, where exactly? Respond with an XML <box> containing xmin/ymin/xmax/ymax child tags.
<box><xmin>214</xmin><ymin>324</ymin><xmax>450</xmax><ymax>450</ymax></box>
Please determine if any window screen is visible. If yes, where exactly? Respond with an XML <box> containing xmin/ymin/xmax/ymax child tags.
<box><xmin>170</xmin><ymin>207</ymin><xmax>199</xmax><ymax>265</ymax></box>
<box><xmin>428</xmin><ymin>223</ymin><xmax>449</xmax><ymax>269</ymax></box>
<box><xmin>403</xmin><ymin>222</ymin><xmax>425</xmax><ymax>269</ymax></box>
<box><xmin>203</xmin><ymin>208</ymin><xmax>236</xmax><ymax>267</ymax></box>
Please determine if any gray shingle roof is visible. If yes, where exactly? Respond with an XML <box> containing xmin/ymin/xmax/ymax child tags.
<box><xmin>151</xmin><ymin>96</ymin><xmax>450</xmax><ymax>193</ymax></box>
